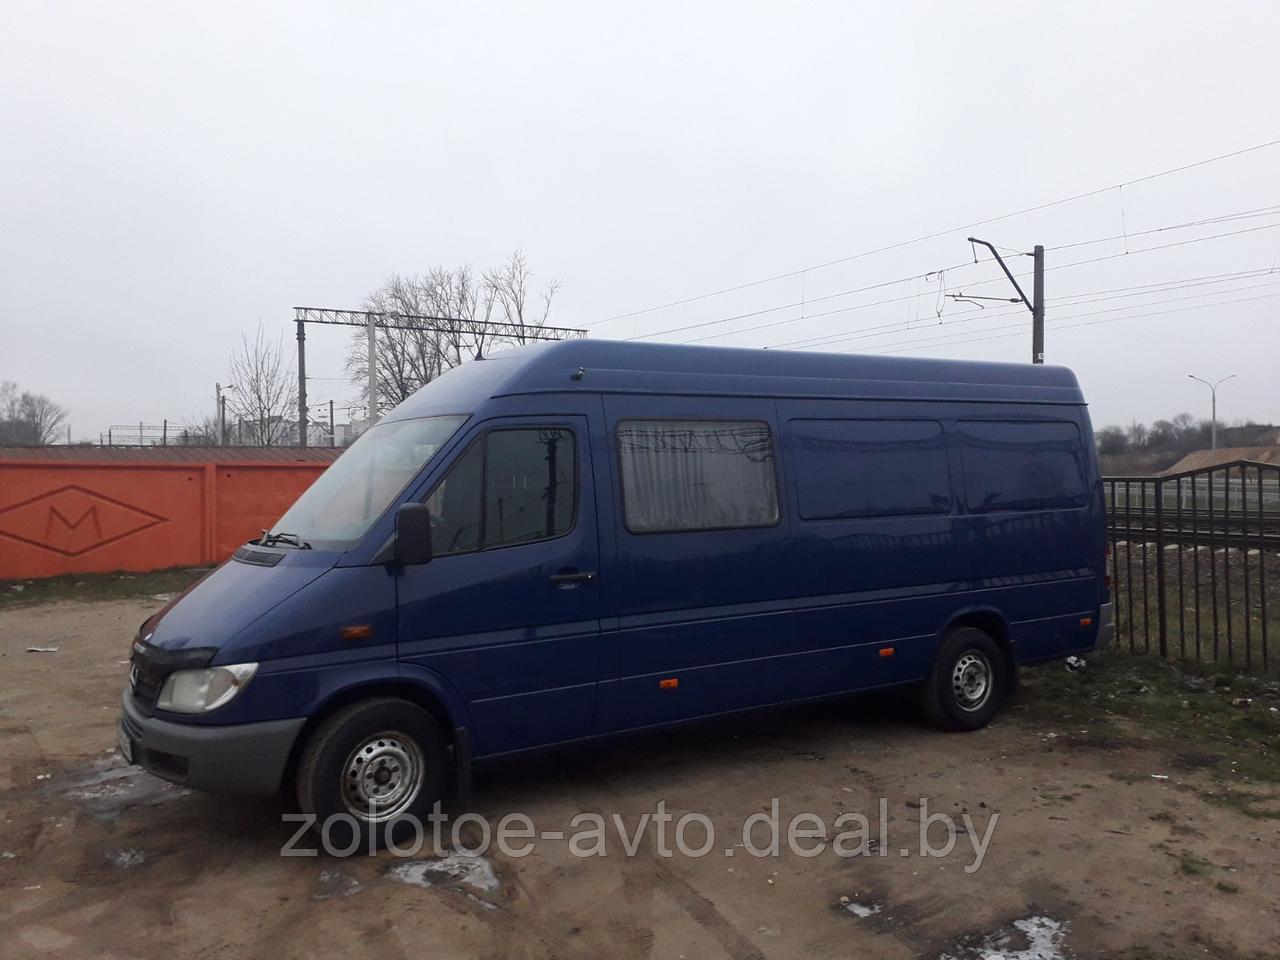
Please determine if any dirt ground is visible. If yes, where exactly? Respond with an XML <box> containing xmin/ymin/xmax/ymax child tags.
<box><xmin>2</xmin><ymin>596</ymin><xmax>1279</xmax><ymax>960</ymax></box>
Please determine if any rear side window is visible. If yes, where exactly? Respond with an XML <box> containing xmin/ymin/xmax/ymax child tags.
<box><xmin>426</xmin><ymin>427</ymin><xmax>576</xmax><ymax>554</ymax></box>
<box><xmin>790</xmin><ymin>419</ymin><xmax>950</xmax><ymax>520</ymax></box>
<box><xmin>617</xmin><ymin>420</ymin><xmax>779</xmax><ymax>533</ymax></box>
<box><xmin>958</xmin><ymin>420</ymin><xmax>1088</xmax><ymax>513</ymax></box>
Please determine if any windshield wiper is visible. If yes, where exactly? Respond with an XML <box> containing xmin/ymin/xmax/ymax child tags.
<box><xmin>259</xmin><ymin>530</ymin><xmax>312</xmax><ymax>550</ymax></box>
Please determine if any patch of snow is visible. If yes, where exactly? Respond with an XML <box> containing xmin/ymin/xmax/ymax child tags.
<box><xmin>108</xmin><ymin>849</ymin><xmax>146</xmax><ymax>869</ymax></box>
<box><xmin>314</xmin><ymin>868</ymin><xmax>363</xmax><ymax>900</ymax></box>
<box><xmin>845</xmin><ymin>901</ymin><xmax>883</xmax><ymax>918</ymax></box>
<box><xmin>386</xmin><ymin>853</ymin><xmax>499</xmax><ymax>895</ymax></box>
<box><xmin>940</xmin><ymin>916</ymin><xmax>1068</xmax><ymax>960</ymax></box>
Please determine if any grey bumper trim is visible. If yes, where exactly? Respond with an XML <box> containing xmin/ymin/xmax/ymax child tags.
<box><xmin>119</xmin><ymin>690</ymin><xmax>305</xmax><ymax>795</ymax></box>
<box><xmin>1097</xmin><ymin>601</ymin><xmax>1116</xmax><ymax>648</ymax></box>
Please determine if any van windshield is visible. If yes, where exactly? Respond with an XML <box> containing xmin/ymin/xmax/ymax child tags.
<box><xmin>265</xmin><ymin>415</ymin><xmax>467</xmax><ymax>549</ymax></box>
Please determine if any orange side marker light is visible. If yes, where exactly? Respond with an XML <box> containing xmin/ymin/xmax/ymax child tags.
<box><xmin>659</xmin><ymin>678</ymin><xmax>679</xmax><ymax>690</ymax></box>
<box><xmin>341</xmin><ymin>624</ymin><xmax>374</xmax><ymax>641</ymax></box>
<box><xmin>879</xmin><ymin>647</ymin><xmax>895</xmax><ymax>658</ymax></box>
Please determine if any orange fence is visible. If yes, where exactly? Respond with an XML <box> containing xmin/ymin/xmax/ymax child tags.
<box><xmin>0</xmin><ymin>459</ymin><xmax>329</xmax><ymax>579</ymax></box>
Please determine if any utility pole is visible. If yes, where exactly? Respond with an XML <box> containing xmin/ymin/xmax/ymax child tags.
<box><xmin>366</xmin><ymin>312</ymin><xmax>378</xmax><ymax>429</ymax></box>
<box><xmin>965</xmin><ymin>238</ymin><xmax>1045</xmax><ymax>364</ymax></box>
<box><xmin>1031</xmin><ymin>244</ymin><xmax>1044</xmax><ymax>364</ymax></box>
<box><xmin>329</xmin><ymin>400</ymin><xmax>335</xmax><ymax>447</ymax></box>
<box><xmin>216</xmin><ymin>383</ymin><xmax>236</xmax><ymax>445</ymax></box>
<box><xmin>296</xmin><ymin>318</ymin><xmax>308</xmax><ymax>447</ymax></box>
<box><xmin>1188</xmin><ymin>373</ymin><xmax>1236</xmax><ymax>450</ymax></box>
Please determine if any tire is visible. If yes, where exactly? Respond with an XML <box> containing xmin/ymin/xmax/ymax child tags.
<box><xmin>919</xmin><ymin>626</ymin><xmax>1007</xmax><ymax>731</ymax></box>
<box><xmin>295</xmin><ymin>697</ymin><xmax>450</xmax><ymax>851</ymax></box>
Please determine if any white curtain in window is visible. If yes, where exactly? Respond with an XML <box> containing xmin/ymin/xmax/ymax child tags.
<box><xmin>617</xmin><ymin>421</ymin><xmax>778</xmax><ymax>532</ymax></box>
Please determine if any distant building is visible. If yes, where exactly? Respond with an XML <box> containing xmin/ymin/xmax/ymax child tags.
<box><xmin>224</xmin><ymin>417</ymin><xmax>356</xmax><ymax>447</ymax></box>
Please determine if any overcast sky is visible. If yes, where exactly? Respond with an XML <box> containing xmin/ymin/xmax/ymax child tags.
<box><xmin>3</xmin><ymin>1</ymin><xmax>1278</xmax><ymax>442</ymax></box>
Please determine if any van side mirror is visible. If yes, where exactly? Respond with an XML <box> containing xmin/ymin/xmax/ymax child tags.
<box><xmin>394</xmin><ymin>503</ymin><xmax>434</xmax><ymax>566</ymax></box>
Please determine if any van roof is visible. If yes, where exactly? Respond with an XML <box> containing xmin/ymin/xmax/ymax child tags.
<box><xmin>389</xmin><ymin>339</ymin><xmax>1085</xmax><ymax>418</ymax></box>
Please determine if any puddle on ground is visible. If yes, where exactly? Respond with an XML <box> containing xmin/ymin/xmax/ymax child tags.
<box><xmin>386</xmin><ymin>854</ymin><xmax>500</xmax><ymax>908</ymax></box>
<box><xmin>61</xmin><ymin>757</ymin><xmax>185</xmax><ymax>817</ymax></box>
<box><xmin>314</xmin><ymin>868</ymin><xmax>363</xmax><ymax>900</ymax></box>
<box><xmin>940</xmin><ymin>916</ymin><xmax>1068</xmax><ymax>960</ymax></box>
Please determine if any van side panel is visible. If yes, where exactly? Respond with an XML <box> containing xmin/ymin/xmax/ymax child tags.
<box><xmin>776</xmin><ymin>397</ymin><xmax>1103</xmax><ymax>695</ymax></box>
<box><xmin>600</xmin><ymin>394</ymin><xmax>799</xmax><ymax>729</ymax></box>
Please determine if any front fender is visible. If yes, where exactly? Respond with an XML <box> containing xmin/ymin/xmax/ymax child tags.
<box><xmin>394</xmin><ymin>660</ymin><xmax>475</xmax><ymax>736</ymax></box>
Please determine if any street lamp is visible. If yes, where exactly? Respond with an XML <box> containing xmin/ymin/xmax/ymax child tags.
<box><xmin>215</xmin><ymin>382</ymin><xmax>237</xmax><ymax>446</ymax></box>
<box><xmin>1187</xmin><ymin>373</ymin><xmax>1236</xmax><ymax>451</ymax></box>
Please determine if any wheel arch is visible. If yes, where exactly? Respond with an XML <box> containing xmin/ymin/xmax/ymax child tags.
<box><xmin>940</xmin><ymin>606</ymin><xmax>1019</xmax><ymax>696</ymax></box>
<box><xmin>281</xmin><ymin>666</ymin><xmax>473</xmax><ymax>795</ymax></box>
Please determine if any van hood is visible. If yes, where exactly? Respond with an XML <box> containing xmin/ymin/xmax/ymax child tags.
<box><xmin>140</xmin><ymin>549</ymin><xmax>339</xmax><ymax>653</ymax></box>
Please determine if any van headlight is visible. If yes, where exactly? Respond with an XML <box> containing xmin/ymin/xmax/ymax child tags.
<box><xmin>157</xmin><ymin>663</ymin><xmax>258</xmax><ymax>714</ymax></box>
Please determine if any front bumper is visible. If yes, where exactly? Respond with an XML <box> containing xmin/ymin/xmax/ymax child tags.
<box><xmin>1097</xmin><ymin>601</ymin><xmax>1116</xmax><ymax>648</ymax></box>
<box><xmin>118</xmin><ymin>690</ymin><xmax>305</xmax><ymax>795</ymax></box>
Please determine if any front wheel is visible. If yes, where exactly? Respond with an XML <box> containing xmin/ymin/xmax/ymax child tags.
<box><xmin>295</xmin><ymin>697</ymin><xmax>450</xmax><ymax>850</ymax></box>
<box><xmin>919</xmin><ymin>627</ymin><xmax>1007</xmax><ymax>731</ymax></box>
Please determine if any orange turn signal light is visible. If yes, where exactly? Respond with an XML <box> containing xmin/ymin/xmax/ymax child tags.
<box><xmin>659</xmin><ymin>678</ymin><xmax>679</xmax><ymax>690</ymax></box>
<box><xmin>341</xmin><ymin>624</ymin><xmax>374</xmax><ymax>641</ymax></box>
<box><xmin>878</xmin><ymin>647</ymin><xmax>895</xmax><ymax>658</ymax></box>
<box><xmin>1079</xmin><ymin>617</ymin><xmax>1093</xmax><ymax>627</ymax></box>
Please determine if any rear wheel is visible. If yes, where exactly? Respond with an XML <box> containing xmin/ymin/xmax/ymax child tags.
<box><xmin>295</xmin><ymin>697</ymin><xmax>449</xmax><ymax>851</ymax></box>
<box><xmin>919</xmin><ymin>627</ymin><xmax>1007</xmax><ymax>731</ymax></box>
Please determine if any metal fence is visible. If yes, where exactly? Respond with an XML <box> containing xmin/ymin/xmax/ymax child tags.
<box><xmin>1105</xmin><ymin>460</ymin><xmax>1279</xmax><ymax>674</ymax></box>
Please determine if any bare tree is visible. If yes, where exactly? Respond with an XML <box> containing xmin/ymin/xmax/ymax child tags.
<box><xmin>483</xmin><ymin>250</ymin><xmax>559</xmax><ymax>345</ymax></box>
<box><xmin>226</xmin><ymin>323</ymin><xmax>299</xmax><ymax>445</ymax></box>
<box><xmin>0</xmin><ymin>381</ymin><xmax>68</xmax><ymax>445</ymax></box>
<box><xmin>346</xmin><ymin>250</ymin><xmax>559</xmax><ymax>414</ymax></box>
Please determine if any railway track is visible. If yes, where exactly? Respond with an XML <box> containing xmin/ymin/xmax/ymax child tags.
<box><xmin>1111</xmin><ymin>526</ymin><xmax>1280</xmax><ymax>550</ymax></box>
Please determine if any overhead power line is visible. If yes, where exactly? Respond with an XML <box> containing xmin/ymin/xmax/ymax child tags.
<box><xmin>952</xmin><ymin>221</ymin><xmax>1280</xmax><ymax>297</ymax></box>
<box><xmin>849</xmin><ymin>287</ymin><xmax>1280</xmax><ymax>356</ymax></box>
<box><xmin>640</xmin><ymin>209</ymin><xmax>1280</xmax><ymax>348</ymax></box>
<box><xmin>768</xmin><ymin>268</ymin><xmax>1280</xmax><ymax>352</ymax></box>
<box><xmin>785</xmin><ymin>276</ymin><xmax>1280</xmax><ymax>354</ymax></box>
<box><xmin>593</xmin><ymin>135</ymin><xmax>1280</xmax><ymax>326</ymax></box>
<box><xmin>864</xmin><ymin>290</ymin><xmax>1280</xmax><ymax>357</ymax></box>
<box><xmin>1041</xmin><ymin>203</ymin><xmax>1280</xmax><ymax>252</ymax></box>
<box><xmin>686</xmin><ymin>266</ymin><xmax>1279</xmax><ymax>349</ymax></box>
<box><xmin>622</xmin><ymin>257</ymin><xmax>978</xmax><ymax>342</ymax></box>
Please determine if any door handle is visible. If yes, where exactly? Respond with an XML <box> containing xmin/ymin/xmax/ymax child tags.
<box><xmin>550</xmin><ymin>570</ymin><xmax>596</xmax><ymax>587</ymax></box>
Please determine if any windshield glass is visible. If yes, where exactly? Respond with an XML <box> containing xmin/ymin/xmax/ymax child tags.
<box><xmin>267</xmin><ymin>415</ymin><xmax>467</xmax><ymax>548</ymax></box>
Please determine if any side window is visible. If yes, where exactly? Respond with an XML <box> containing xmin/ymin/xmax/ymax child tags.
<box><xmin>425</xmin><ymin>440</ymin><xmax>483</xmax><ymax>555</ymax></box>
<box><xmin>617</xmin><ymin>420</ymin><xmax>779</xmax><ymax>533</ymax></box>
<box><xmin>426</xmin><ymin>427</ymin><xmax>576</xmax><ymax>555</ymax></box>
<box><xmin>484</xmin><ymin>428</ymin><xmax>575</xmax><ymax>548</ymax></box>
<box><xmin>790</xmin><ymin>419</ymin><xmax>951</xmax><ymax>520</ymax></box>
<box><xmin>957</xmin><ymin>420</ymin><xmax>1088</xmax><ymax>513</ymax></box>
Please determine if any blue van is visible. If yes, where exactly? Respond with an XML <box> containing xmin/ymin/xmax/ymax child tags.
<box><xmin>119</xmin><ymin>340</ymin><xmax>1112</xmax><ymax>843</ymax></box>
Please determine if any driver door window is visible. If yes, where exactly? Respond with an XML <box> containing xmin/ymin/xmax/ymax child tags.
<box><xmin>425</xmin><ymin>427</ymin><xmax>576</xmax><ymax>556</ymax></box>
